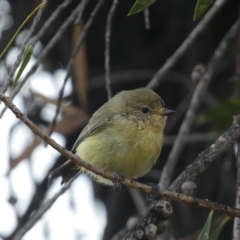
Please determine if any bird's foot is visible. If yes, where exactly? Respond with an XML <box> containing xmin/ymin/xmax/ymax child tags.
<box><xmin>146</xmin><ymin>182</ymin><xmax>161</xmax><ymax>201</ymax></box>
<box><xmin>112</xmin><ymin>172</ymin><xmax>125</xmax><ymax>190</ymax></box>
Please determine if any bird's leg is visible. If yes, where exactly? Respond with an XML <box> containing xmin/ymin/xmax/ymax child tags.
<box><xmin>146</xmin><ymin>182</ymin><xmax>161</xmax><ymax>201</ymax></box>
<box><xmin>112</xmin><ymin>172</ymin><xmax>125</xmax><ymax>190</ymax></box>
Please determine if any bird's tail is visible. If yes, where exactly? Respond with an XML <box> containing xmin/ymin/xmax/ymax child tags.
<box><xmin>48</xmin><ymin>160</ymin><xmax>80</xmax><ymax>185</ymax></box>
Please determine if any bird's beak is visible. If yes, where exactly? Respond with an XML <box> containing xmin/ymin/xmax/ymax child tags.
<box><xmin>160</xmin><ymin>108</ymin><xmax>176</xmax><ymax>116</ymax></box>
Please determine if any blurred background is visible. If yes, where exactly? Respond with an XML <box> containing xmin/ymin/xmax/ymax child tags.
<box><xmin>0</xmin><ymin>0</ymin><xmax>239</xmax><ymax>239</ymax></box>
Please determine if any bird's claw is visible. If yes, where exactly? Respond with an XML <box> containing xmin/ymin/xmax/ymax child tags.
<box><xmin>113</xmin><ymin>172</ymin><xmax>125</xmax><ymax>190</ymax></box>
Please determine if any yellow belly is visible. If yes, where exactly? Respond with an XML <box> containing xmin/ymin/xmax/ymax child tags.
<box><xmin>75</xmin><ymin>119</ymin><xmax>163</xmax><ymax>185</ymax></box>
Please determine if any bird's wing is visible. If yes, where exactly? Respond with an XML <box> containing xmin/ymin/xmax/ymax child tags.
<box><xmin>48</xmin><ymin>115</ymin><xmax>111</xmax><ymax>186</ymax></box>
<box><xmin>71</xmin><ymin>107</ymin><xmax>114</xmax><ymax>153</ymax></box>
<box><xmin>48</xmin><ymin>107</ymin><xmax>115</xmax><ymax>185</ymax></box>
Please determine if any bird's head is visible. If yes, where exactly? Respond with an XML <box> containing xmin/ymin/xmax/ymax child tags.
<box><xmin>113</xmin><ymin>88</ymin><xmax>175</xmax><ymax>130</ymax></box>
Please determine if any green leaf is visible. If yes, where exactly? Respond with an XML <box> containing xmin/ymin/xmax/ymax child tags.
<box><xmin>0</xmin><ymin>2</ymin><xmax>46</xmax><ymax>59</ymax></box>
<box><xmin>197</xmin><ymin>210</ymin><xmax>213</xmax><ymax>240</ymax></box>
<box><xmin>193</xmin><ymin>0</ymin><xmax>215</xmax><ymax>21</ymax></box>
<box><xmin>9</xmin><ymin>44</ymin><xmax>33</xmax><ymax>98</ymax></box>
<box><xmin>197</xmin><ymin>98</ymin><xmax>240</xmax><ymax>131</ymax></box>
<box><xmin>209</xmin><ymin>217</ymin><xmax>230</xmax><ymax>240</ymax></box>
<box><xmin>128</xmin><ymin>0</ymin><xmax>156</xmax><ymax>16</ymax></box>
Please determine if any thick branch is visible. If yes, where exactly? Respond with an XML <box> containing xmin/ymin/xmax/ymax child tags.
<box><xmin>1</xmin><ymin>93</ymin><xmax>240</xmax><ymax>218</ymax></box>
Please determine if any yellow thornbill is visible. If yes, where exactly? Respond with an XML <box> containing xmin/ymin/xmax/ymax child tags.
<box><xmin>48</xmin><ymin>88</ymin><xmax>175</xmax><ymax>186</ymax></box>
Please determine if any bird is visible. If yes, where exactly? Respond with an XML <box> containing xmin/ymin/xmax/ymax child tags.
<box><xmin>48</xmin><ymin>88</ymin><xmax>175</xmax><ymax>186</ymax></box>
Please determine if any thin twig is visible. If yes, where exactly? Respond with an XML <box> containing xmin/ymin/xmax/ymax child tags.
<box><xmin>143</xmin><ymin>8</ymin><xmax>151</xmax><ymax>30</ymax></box>
<box><xmin>160</xmin><ymin>191</ymin><xmax>240</xmax><ymax>216</ymax></box>
<box><xmin>105</xmin><ymin>0</ymin><xmax>118</xmax><ymax>100</ymax></box>
<box><xmin>12</xmin><ymin>174</ymin><xmax>79</xmax><ymax>240</ymax></box>
<box><xmin>48</xmin><ymin>0</ymin><xmax>103</xmax><ymax>138</ymax></box>
<box><xmin>0</xmin><ymin>1</ymin><xmax>46</xmax><ymax>95</ymax></box>
<box><xmin>160</xmin><ymin>18</ymin><xmax>240</xmax><ymax>187</ymax></box>
<box><xmin>1</xmin><ymin>93</ymin><xmax>240</xmax><ymax>218</ymax></box>
<box><xmin>146</xmin><ymin>0</ymin><xmax>228</xmax><ymax>89</ymax></box>
<box><xmin>0</xmin><ymin>0</ymin><xmax>87</xmax><ymax>119</ymax></box>
<box><xmin>31</xmin><ymin>0</ymin><xmax>73</xmax><ymax>46</ymax></box>
<box><xmin>233</xmin><ymin>142</ymin><xmax>240</xmax><ymax>240</ymax></box>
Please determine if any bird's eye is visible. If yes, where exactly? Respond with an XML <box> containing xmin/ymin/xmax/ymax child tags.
<box><xmin>141</xmin><ymin>107</ymin><xmax>149</xmax><ymax>114</ymax></box>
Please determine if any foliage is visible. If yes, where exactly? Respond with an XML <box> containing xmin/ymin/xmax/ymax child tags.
<box><xmin>197</xmin><ymin>211</ymin><xmax>230</xmax><ymax>240</ymax></box>
<box><xmin>194</xmin><ymin>0</ymin><xmax>215</xmax><ymax>20</ymax></box>
<box><xmin>128</xmin><ymin>0</ymin><xmax>215</xmax><ymax>19</ymax></box>
<box><xmin>9</xmin><ymin>44</ymin><xmax>33</xmax><ymax>97</ymax></box>
<box><xmin>128</xmin><ymin>0</ymin><xmax>156</xmax><ymax>16</ymax></box>
<box><xmin>0</xmin><ymin>2</ymin><xmax>45</xmax><ymax>59</ymax></box>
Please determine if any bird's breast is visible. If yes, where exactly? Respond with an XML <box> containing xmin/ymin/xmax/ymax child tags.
<box><xmin>75</xmin><ymin>115</ymin><xmax>164</xmax><ymax>181</ymax></box>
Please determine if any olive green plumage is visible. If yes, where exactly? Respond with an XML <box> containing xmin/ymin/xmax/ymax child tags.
<box><xmin>48</xmin><ymin>88</ymin><xmax>174</xmax><ymax>185</ymax></box>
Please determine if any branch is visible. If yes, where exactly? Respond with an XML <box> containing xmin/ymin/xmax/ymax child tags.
<box><xmin>115</xmin><ymin>101</ymin><xmax>240</xmax><ymax>238</ymax></box>
<box><xmin>169</xmin><ymin>114</ymin><xmax>240</xmax><ymax>192</ymax></box>
<box><xmin>48</xmin><ymin>0</ymin><xmax>103</xmax><ymax>138</ymax></box>
<box><xmin>160</xmin><ymin>17</ymin><xmax>240</xmax><ymax>187</ymax></box>
<box><xmin>105</xmin><ymin>0</ymin><xmax>119</xmax><ymax>100</ymax></box>
<box><xmin>114</xmin><ymin>113</ymin><xmax>240</xmax><ymax>239</ymax></box>
<box><xmin>1</xmin><ymin>92</ymin><xmax>240</xmax><ymax>239</ymax></box>
<box><xmin>0</xmin><ymin>1</ymin><xmax>46</xmax><ymax>95</ymax></box>
<box><xmin>0</xmin><ymin>0</ymin><xmax>87</xmax><ymax>118</ymax></box>
<box><xmin>31</xmin><ymin>0</ymin><xmax>73</xmax><ymax>46</ymax></box>
<box><xmin>146</xmin><ymin>0</ymin><xmax>228</xmax><ymax>89</ymax></box>
<box><xmin>143</xmin><ymin>8</ymin><xmax>151</xmax><ymax>30</ymax></box>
